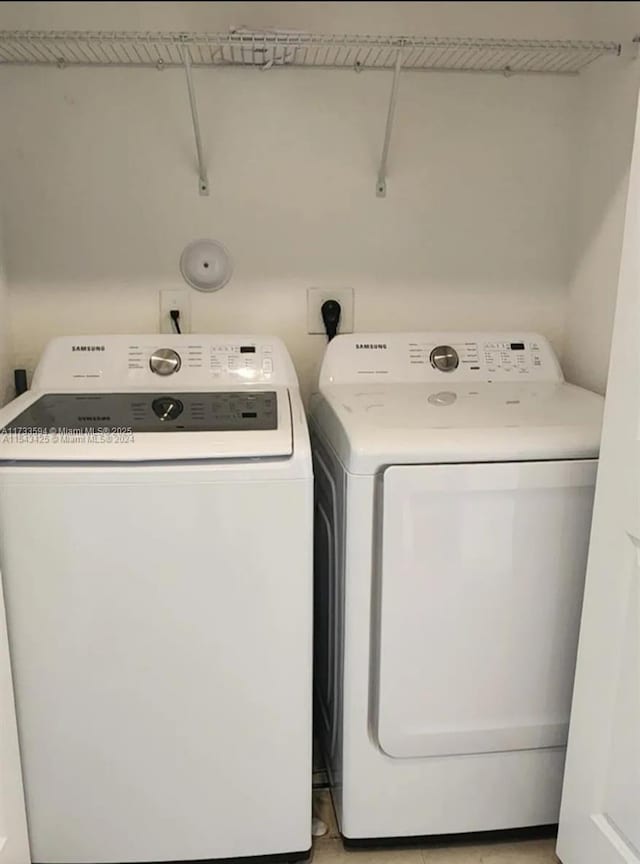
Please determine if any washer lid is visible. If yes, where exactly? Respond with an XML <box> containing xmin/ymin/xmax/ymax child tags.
<box><xmin>0</xmin><ymin>388</ymin><xmax>292</xmax><ymax>462</ymax></box>
<box><xmin>310</xmin><ymin>382</ymin><xmax>604</xmax><ymax>474</ymax></box>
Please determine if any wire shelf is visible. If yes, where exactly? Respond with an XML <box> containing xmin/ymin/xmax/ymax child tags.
<box><xmin>0</xmin><ymin>30</ymin><xmax>622</xmax><ymax>75</ymax></box>
<box><xmin>0</xmin><ymin>29</ymin><xmax>623</xmax><ymax>198</ymax></box>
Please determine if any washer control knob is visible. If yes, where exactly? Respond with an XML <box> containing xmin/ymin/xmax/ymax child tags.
<box><xmin>430</xmin><ymin>345</ymin><xmax>459</xmax><ymax>372</ymax></box>
<box><xmin>150</xmin><ymin>348</ymin><xmax>181</xmax><ymax>376</ymax></box>
<box><xmin>152</xmin><ymin>397</ymin><xmax>183</xmax><ymax>421</ymax></box>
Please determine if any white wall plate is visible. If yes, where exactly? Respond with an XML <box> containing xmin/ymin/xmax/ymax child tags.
<box><xmin>307</xmin><ymin>287</ymin><xmax>354</xmax><ymax>335</ymax></box>
<box><xmin>159</xmin><ymin>289</ymin><xmax>191</xmax><ymax>334</ymax></box>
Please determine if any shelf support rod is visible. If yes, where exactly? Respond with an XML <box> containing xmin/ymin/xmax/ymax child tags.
<box><xmin>181</xmin><ymin>44</ymin><xmax>209</xmax><ymax>196</ymax></box>
<box><xmin>376</xmin><ymin>47</ymin><xmax>403</xmax><ymax>198</ymax></box>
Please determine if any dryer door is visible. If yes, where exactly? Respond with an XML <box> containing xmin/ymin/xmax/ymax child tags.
<box><xmin>375</xmin><ymin>459</ymin><xmax>597</xmax><ymax>759</ymax></box>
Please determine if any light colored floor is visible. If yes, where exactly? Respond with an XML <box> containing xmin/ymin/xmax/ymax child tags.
<box><xmin>311</xmin><ymin>792</ymin><xmax>560</xmax><ymax>864</ymax></box>
<box><xmin>313</xmin><ymin>837</ymin><xmax>559</xmax><ymax>864</ymax></box>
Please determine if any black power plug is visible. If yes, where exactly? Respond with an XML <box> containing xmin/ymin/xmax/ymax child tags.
<box><xmin>321</xmin><ymin>300</ymin><xmax>341</xmax><ymax>342</ymax></box>
<box><xmin>170</xmin><ymin>309</ymin><xmax>182</xmax><ymax>334</ymax></box>
<box><xmin>14</xmin><ymin>369</ymin><xmax>28</xmax><ymax>397</ymax></box>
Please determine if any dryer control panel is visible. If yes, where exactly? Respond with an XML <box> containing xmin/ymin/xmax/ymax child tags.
<box><xmin>32</xmin><ymin>335</ymin><xmax>299</xmax><ymax>391</ymax></box>
<box><xmin>319</xmin><ymin>332</ymin><xmax>564</xmax><ymax>385</ymax></box>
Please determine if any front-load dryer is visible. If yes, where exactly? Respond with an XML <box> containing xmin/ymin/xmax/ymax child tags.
<box><xmin>309</xmin><ymin>332</ymin><xmax>604</xmax><ymax>842</ymax></box>
<box><xmin>0</xmin><ymin>335</ymin><xmax>313</xmax><ymax>864</ymax></box>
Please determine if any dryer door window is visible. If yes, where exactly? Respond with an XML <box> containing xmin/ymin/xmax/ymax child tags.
<box><xmin>375</xmin><ymin>459</ymin><xmax>597</xmax><ymax>759</ymax></box>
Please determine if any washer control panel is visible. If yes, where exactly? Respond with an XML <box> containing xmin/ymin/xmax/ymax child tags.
<box><xmin>319</xmin><ymin>332</ymin><xmax>563</xmax><ymax>385</ymax></box>
<box><xmin>31</xmin><ymin>335</ymin><xmax>298</xmax><ymax>391</ymax></box>
<box><xmin>5</xmin><ymin>391</ymin><xmax>277</xmax><ymax>433</ymax></box>
<box><xmin>130</xmin><ymin>342</ymin><xmax>275</xmax><ymax>381</ymax></box>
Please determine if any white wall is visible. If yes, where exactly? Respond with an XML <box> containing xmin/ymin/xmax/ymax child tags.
<box><xmin>0</xmin><ymin>211</ymin><xmax>13</xmax><ymax>405</ymax></box>
<box><xmin>561</xmin><ymin>6</ymin><xmax>640</xmax><ymax>395</ymax></box>
<box><xmin>0</xmin><ymin>2</ymin><xmax>637</xmax><ymax>398</ymax></box>
<box><xmin>0</xmin><ymin>577</ymin><xmax>30</xmax><ymax>864</ymax></box>
<box><xmin>0</xmin><ymin>2</ymin><xmax>598</xmax><ymax>40</ymax></box>
<box><xmin>0</xmin><ymin>198</ymin><xmax>30</xmax><ymax>864</ymax></box>
<box><xmin>0</xmin><ymin>1</ymin><xmax>587</xmax><ymax>398</ymax></box>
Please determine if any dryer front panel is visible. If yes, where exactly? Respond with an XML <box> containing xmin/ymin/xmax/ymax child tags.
<box><xmin>375</xmin><ymin>459</ymin><xmax>597</xmax><ymax>759</ymax></box>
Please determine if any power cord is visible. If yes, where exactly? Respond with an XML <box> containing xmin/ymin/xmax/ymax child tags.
<box><xmin>170</xmin><ymin>309</ymin><xmax>182</xmax><ymax>335</ymax></box>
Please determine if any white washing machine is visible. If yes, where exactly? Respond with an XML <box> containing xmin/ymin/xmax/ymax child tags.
<box><xmin>0</xmin><ymin>335</ymin><xmax>312</xmax><ymax>864</ymax></box>
<box><xmin>309</xmin><ymin>331</ymin><xmax>604</xmax><ymax>842</ymax></box>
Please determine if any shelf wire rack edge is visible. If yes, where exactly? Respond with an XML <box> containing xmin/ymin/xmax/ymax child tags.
<box><xmin>0</xmin><ymin>31</ymin><xmax>622</xmax><ymax>75</ymax></box>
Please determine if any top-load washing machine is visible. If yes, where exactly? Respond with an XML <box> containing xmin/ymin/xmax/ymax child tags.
<box><xmin>0</xmin><ymin>334</ymin><xmax>312</xmax><ymax>864</ymax></box>
<box><xmin>309</xmin><ymin>331</ymin><xmax>604</xmax><ymax>842</ymax></box>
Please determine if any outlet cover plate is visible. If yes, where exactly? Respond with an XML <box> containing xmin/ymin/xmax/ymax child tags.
<box><xmin>307</xmin><ymin>287</ymin><xmax>354</xmax><ymax>335</ymax></box>
<box><xmin>160</xmin><ymin>289</ymin><xmax>191</xmax><ymax>334</ymax></box>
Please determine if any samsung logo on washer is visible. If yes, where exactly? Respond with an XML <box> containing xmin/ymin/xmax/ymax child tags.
<box><xmin>72</xmin><ymin>345</ymin><xmax>106</xmax><ymax>352</ymax></box>
<box><xmin>356</xmin><ymin>343</ymin><xmax>387</xmax><ymax>350</ymax></box>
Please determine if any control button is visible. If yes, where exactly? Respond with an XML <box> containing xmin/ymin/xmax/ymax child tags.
<box><xmin>262</xmin><ymin>358</ymin><xmax>273</xmax><ymax>373</ymax></box>
<box><xmin>428</xmin><ymin>391</ymin><xmax>457</xmax><ymax>406</ymax></box>
<box><xmin>150</xmin><ymin>348</ymin><xmax>181</xmax><ymax>376</ymax></box>
<box><xmin>430</xmin><ymin>345</ymin><xmax>459</xmax><ymax>372</ymax></box>
<box><xmin>152</xmin><ymin>397</ymin><xmax>184</xmax><ymax>421</ymax></box>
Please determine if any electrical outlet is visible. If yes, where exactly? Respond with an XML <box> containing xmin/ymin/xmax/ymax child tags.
<box><xmin>307</xmin><ymin>287</ymin><xmax>354</xmax><ymax>335</ymax></box>
<box><xmin>160</xmin><ymin>289</ymin><xmax>191</xmax><ymax>334</ymax></box>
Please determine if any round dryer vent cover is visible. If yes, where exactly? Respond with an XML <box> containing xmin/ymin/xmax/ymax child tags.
<box><xmin>180</xmin><ymin>239</ymin><xmax>233</xmax><ymax>292</ymax></box>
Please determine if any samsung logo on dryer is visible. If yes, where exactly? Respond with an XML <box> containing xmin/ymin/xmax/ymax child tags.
<box><xmin>72</xmin><ymin>345</ymin><xmax>105</xmax><ymax>352</ymax></box>
<box><xmin>355</xmin><ymin>343</ymin><xmax>387</xmax><ymax>350</ymax></box>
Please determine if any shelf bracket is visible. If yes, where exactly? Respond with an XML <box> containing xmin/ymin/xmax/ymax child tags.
<box><xmin>181</xmin><ymin>44</ymin><xmax>209</xmax><ymax>196</ymax></box>
<box><xmin>376</xmin><ymin>47</ymin><xmax>403</xmax><ymax>198</ymax></box>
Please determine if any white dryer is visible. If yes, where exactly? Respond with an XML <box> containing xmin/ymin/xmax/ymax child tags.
<box><xmin>309</xmin><ymin>332</ymin><xmax>604</xmax><ymax>842</ymax></box>
<box><xmin>0</xmin><ymin>335</ymin><xmax>312</xmax><ymax>864</ymax></box>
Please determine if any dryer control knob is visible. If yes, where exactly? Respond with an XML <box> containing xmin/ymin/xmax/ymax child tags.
<box><xmin>150</xmin><ymin>348</ymin><xmax>181</xmax><ymax>376</ymax></box>
<box><xmin>430</xmin><ymin>345</ymin><xmax>459</xmax><ymax>372</ymax></box>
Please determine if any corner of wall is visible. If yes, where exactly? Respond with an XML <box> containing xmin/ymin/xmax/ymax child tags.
<box><xmin>562</xmin><ymin>63</ymin><xmax>640</xmax><ymax>395</ymax></box>
<box><xmin>561</xmin><ymin>5</ymin><xmax>640</xmax><ymax>395</ymax></box>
